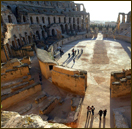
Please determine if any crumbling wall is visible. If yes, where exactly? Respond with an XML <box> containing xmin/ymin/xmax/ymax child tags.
<box><xmin>1</xmin><ymin>82</ymin><xmax>41</xmax><ymax>109</ymax></box>
<box><xmin>110</xmin><ymin>69</ymin><xmax>131</xmax><ymax>98</ymax></box>
<box><xmin>52</xmin><ymin>66</ymin><xmax>87</xmax><ymax>96</ymax></box>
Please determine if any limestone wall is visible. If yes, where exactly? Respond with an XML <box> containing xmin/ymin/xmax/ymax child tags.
<box><xmin>110</xmin><ymin>69</ymin><xmax>131</xmax><ymax>98</ymax></box>
<box><xmin>52</xmin><ymin>66</ymin><xmax>87</xmax><ymax>96</ymax></box>
<box><xmin>1</xmin><ymin>82</ymin><xmax>41</xmax><ymax>109</ymax></box>
<box><xmin>1</xmin><ymin>64</ymin><xmax>29</xmax><ymax>83</ymax></box>
<box><xmin>1</xmin><ymin>49</ymin><xmax>8</xmax><ymax>63</ymax></box>
<box><xmin>20</xmin><ymin>56</ymin><xmax>31</xmax><ymax>65</ymax></box>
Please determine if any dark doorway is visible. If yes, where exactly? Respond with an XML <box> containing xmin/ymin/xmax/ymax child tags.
<box><xmin>49</xmin><ymin>65</ymin><xmax>53</xmax><ymax>70</ymax></box>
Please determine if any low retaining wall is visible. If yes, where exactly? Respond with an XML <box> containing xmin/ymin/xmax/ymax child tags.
<box><xmin>52</xmin><ymin>66</ymin><xmax>87</xmax><ymax>96</ymax></box>
<box><xmin>1</xmin><ymin>82</ymin><xmax>41</xmax><ymax>109</ymax></box>
<box><xmin>103</xmin><ymin>34</ymin><xmax>131</xmax><ymax>43</ymax></box>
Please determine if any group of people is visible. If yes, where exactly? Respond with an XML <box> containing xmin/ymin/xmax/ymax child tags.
<box><xmin>67</xmin><ymin>48</ymin><xmax>83</xmax><ymax>63</ymax></box>
<box><xmin>87</xmin><ymin>106</ymin><xmax>107</xmax><ymax>120</ymax></box>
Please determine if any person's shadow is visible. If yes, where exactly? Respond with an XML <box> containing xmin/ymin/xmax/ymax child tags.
<box><xmin>89</xmin><ymin>115</ymin><xmax>94</xmax><ymax>128</ymax></box>
<box><xmin>85</xmin><ymin>111</ymin><xmax>91</xmax><ymax>128</ymax></box>
<box><xmin>99</xmin><ymin>118</ymin><xmax>101</xmax><ymax>128</ymax></box>
<box><xmin>103</xmin><ymin>117</ymin><xmax>105</xmax><ymax>128</ymax></box>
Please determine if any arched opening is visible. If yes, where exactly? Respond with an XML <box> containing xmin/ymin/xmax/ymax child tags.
<box><xmin>60</xmin><ymin>24</ymin><xmax>64</xmax><ymax>33</ymax></box>
<box><xmin>42</xmin><ymin>31</ymin><xmax>45</xmax><ymax>38</ymax></box>
<box><xmin>54</xmin><ymin>17</ymin><xmax>56</xmax><ymax>23</ymax></box>
<box><xmin>6</xmin><ymin>43</ymin><xmax>12</xmax><ymax>56</ymax></box>
<box><xmin>59</xmin><ymin>17</ymin><xmax>61</xmax><ymax>23</ymax></box>
<box><xmin>8</xmin><ymin>15</ymin><xmax>12</xmax><ymax>23</ymax></box>
<box><xmin>42</xmin><ymin>17</ymin><xmax>45</xmax><ymax>23</ymax></box>
<box><xmin>73</xmin><ymin>18</ymin><xmax>75</xmax><ymax>23</ymax></box>
<box><xmin>12</xmin><ymin>41</ymin><xmax>16</xmax><ymax>48</ymax></box>
<box><xmin>23</xmin><ymin>16</ymin><xmax>26</xmax><ymax>22</ymax></box>
<box><xmin>33</xmin><ymin>35</ymin><xmax>36</xmax><ymax>41</ymax></box>
<box><xmin>65</xmin><ymin>24</ymin><xmax>68</xmax><ymax>33</ymax></box>
<box><xmin>36</xmin><ymin>31</ymin><xmax>40</xmax><ymax>40</ymax></box>
<box><xmin>69</xmin><ymin>18</ymin><xmax>71</xmax><ymax>23</ymax></box>
<box><xmin>70</xmin><ymin>24</ymin><xmax>72</xmax><ymax>31</ymax></box>
<box><xmin>7</xmin><ymin>6</ymin><xmax>11</xmax><ymax>10</ymax></box>
<box><xmin>77</xmin><ymin>25</ymin><xmax>79</xmax><ymax>31</ymax></box>
<box><xmin>77</xmin><ymin>18</ymin><xmax>79</xmax><ymax>24</ymax></box>
<box><xmin>30</xmin><ymin>17</ymin><xmax>33</xmax><ymax>24</ymax></box>
<box><xmin>52</xmin><ymin>29</ymin><xmax>55</xmax><ymax>36</ymax></box>
<box><xmin>64</xmin><ymin>17</ymin><xmax>66</xmax><ymax>23</ymax></box>
<box><xmin>48</xmin><ymin>17</ymin><xmax>50</xmax><ymax>24</ymax></box>
<box><xmin>73</xmin><ymin>24</ymin><xmax>76</xmax><ymax>30</ymax></box>
<box><xmin>28</xmin><ymin>36</ymin><xmax>31</xmax><ymax>44</ymax></box>
<box><xmin>17</xmin><ymin>39</ymin><xmax>21</xmax><ymax>48</ymax></box>
<box><xmin>43</xmin><ymin>25</ymin><xmax>47</xmax><ymax>32</ymax></box>
<box><xmin>36</xmin><ymin>17</ymin><xmax>39</xmax><ymax>23</ymax></box>
<box><xmin>23</xmin><ymin>37</ymin><xmax>26</xmax><ymax>45</ymax></box>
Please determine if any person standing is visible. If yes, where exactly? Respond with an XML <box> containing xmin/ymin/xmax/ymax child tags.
<box><xmin>87</xmin><ymin>106</ymin><xmax>91</xmax><ymax>115</ymax></box>
<box><xmin>98</xmin><ymin>110</ymin><xmax>103</xmax><ymax>120</ymax></box>
<box><xmin>74</xmin><ymin>50</ymin><xmax>76</xmax><ymax>55</ymax></box>
<box><xmin>103</xmin><ymin>109</ymin><xmax>107</xmax><ymax>118</ymax></box>
<box><xmin>91</xmin><ymin>106</ymin><xmax>95</xmax><ymax>115</ymax></box>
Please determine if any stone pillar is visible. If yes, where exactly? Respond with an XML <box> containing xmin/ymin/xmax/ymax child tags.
<box><xmin>122</xmin><ymin>14</ymin><xmax>125</xmax><ymax>23</ymax></box>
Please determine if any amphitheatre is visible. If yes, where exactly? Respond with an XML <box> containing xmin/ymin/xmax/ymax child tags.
<box><xmin>1</xmin><ymin>1</ymin><xmax>131</xmax><ymax>128</ymax></box>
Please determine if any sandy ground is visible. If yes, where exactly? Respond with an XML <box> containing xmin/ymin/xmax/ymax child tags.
<box><xmin>57</xmin><ymin>33</ymin><xmax>131</xmax><ymax>128</ymax></box>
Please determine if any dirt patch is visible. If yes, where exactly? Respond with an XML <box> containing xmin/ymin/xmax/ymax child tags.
<box><xmin>77</xmin><ymin>46</ymin><xmax>86</xmax><ymax>48</ymax></box>
<box><xmin>81</xmin><ymin>58</ymin><xmax>89</xmax><ymax>62</ymax></box>
<box><xmin>92</xmin><ymin>40</ymin><xmax>109</xmax><ymax>64</ymax></box>
<box><xmin>114</xmin><ymin>46</ymin><xmax>123</xmax><ymax>49</ymax></box>
<box><xmin>94</xmin><ymin>76</ymin><xmax>106</xmax><ymax>84</ymax></box>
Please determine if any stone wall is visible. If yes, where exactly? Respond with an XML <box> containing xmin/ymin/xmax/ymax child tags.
<box><xmin>1</xmin><ymin>82</ymin><xmax>41</xmax><ymax>109</ymax></box>
<box><xmin>52</xmin><ymin>66</ymin><xmax>87</xmax><ymax>96</ymax></box>
<box><xmin>1</xmin><ymin>64</ymin><xmax>30</xmax><ymax>83</ymax></box>
<box><xmin>110</xmin><ymin>69</ymin><xmax>131</xmax><ymax>98</ymax></box>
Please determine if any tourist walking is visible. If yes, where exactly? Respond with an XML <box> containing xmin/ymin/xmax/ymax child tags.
<box><xmin>98</xmin><ymin>110</ymin><xmax>103</xmax><ymax>120</ymax></box>
<box><xmin>103</xmin><ymin>109</ymin><xmax>107</xmax><ymax>118</ymax></box>
<box><xmin>91</xmin><ymin>106</ymin><xmax>95</xmax><ymax>115</ymax></box>
<box><xmin>68</xmin><ymin>53</ymin><xmax>70</xmax><ymax>58</ymax></box>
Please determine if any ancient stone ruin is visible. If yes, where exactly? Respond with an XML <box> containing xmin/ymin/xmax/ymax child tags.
<box><xmin>1</xmin><ymin>1</ymin><xmax>131</xmax><ymax>128</ymax></box>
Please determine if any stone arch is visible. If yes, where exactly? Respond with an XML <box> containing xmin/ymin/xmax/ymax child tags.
<box><xmin>54</xmin><ymin>17</ymin><xmax>56</xmax><ymax>23</ymax></box>
<box><xmin>59</xmin><ymin>17</ymin><xmax>61</xmax><ymax>23</ymax></box>
<box><xmin>36</xmin><ymin>31</ymin><xmax>40</xmax><ymax>39</ymax></box>
<box><xmin>6</xmin><ymin>43</ymin><xmax>12</xmax><ymax>56</ymax></box>
<box><xmin>33</xmin><ymin>35</ymin><xmax>36</xmax><ymax>41</ymax></box>
<box><xmin>30</xmin><ymin>17</ymin><xmax>33</xmax><ymax>24</ymax></box>
<box><xmin>8</xmin><ymin>15</ymin><xmax>12</xmax><ymax>23</ymax></box>
<box><xmin>42</xmin><ymin>17</ymin><xmax>45</xmax><ymax>23</ymax></box>
<box><xmin>7</xmin><ymin>5</ymin><xmax>11</xmax><ymax>10</ymax></box>
<box><xmin>48</xmin><ymin>17</ymin><xmax>50</xmax><ymax>24</ymax></box>
<box><xmin>43</xmin><ymin>25</ymin><xmax>47</xmax><ymax>32</ymax></box>
<box><xmin>23</xmin><ymin>15</ymin><xmax>26</xmax><ymax>22</ymax></box>
<box><xmin>36</xmin><ymin>17</ymin><xmax>39</xmax><ymax>23</ymax></box>
<box><xmin>52</xmin><ymin>29</ymin><xmax>55</xmax><ymax>36</ymax></box>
